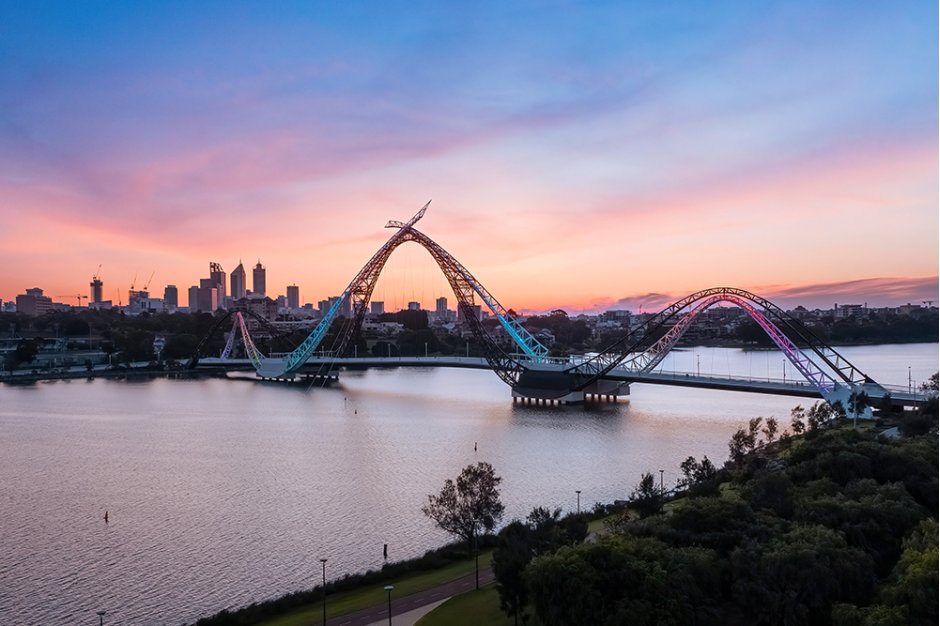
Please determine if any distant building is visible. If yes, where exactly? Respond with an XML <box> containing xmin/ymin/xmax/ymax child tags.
<box><xmin>457</xmin><ymin>304</ymin><xmax>482</xmax><ymax>324</ymax></box>
<box><xmin>286</xmin><ymin>284</ymin><xmax>300</xmax><ymax>309</ymax></box>
<box><xmin>15</xmin><ymin>288</ymin><xmax>53</xmax><ymax>316</ymax></box>
<box><xmin>230</xmin><ymin>262</ymin><xmax>247</xmax><ymax>300</ymax></box>
<box><xmin>209</xmin><ymin>262</ymin><xmax>227</xmax><ymax>302</ymax></box>
<box><xmin>164</xmin><ymin>285</ymin><xmax>178</xmax><ymax>309</ymax></box>
<box><xmin>833</xmin><ymin>303</ymin><xmax>866</xmax><ymax>319</ymax></box>
<box><xmin>371</xmin><ymin>301</ymin><xmax>385</xmax><ymax>315</ymax></box>
<box><xmin>408</xmin><ymin>301</ymin><xmax>421</xmax><ymax>311</ymax></box>
<box><xmin>436</xmin><ymin>297</ymin><xmax>447</xmax><ymax>315</ymax></box>
<box><xmin>187</xmin><ymin>285</ymin><xmax>200</xmax><ymax>311</ymax></box>
<box><xmin>253</xmin><ymin>260</ymin><xmax>266</xmax><ymax>297</ymax></box>
<box><xmin>90</xmin><ymin>277</ymin><xmax>103</xmax><ymax>303</ymax></box>
<box><xmin>235</xmin><ymin>295</ymin><xmax>277</xmax><ymax>320</ymax></box>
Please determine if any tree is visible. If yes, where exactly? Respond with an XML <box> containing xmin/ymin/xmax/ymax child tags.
<box><xmin>422</xmin><ymin>462</ymin><xmax>504</xmax><ymax>553</ymax></box>
<box><xmin>13</xmin><ymin>338</ymin><xmax>39</xmax><ymax>367</ymax></box>
<box><xmin>492</xmin><ymin>521</ymin><xmax>533</xmax><ymax>626</ymax></box>
<box><xmin>920</xmin><ymin>372</ymin><xmax>938</xmax><ymax>393</ymax></box>
<box><xmin>629</xmin><ymin>472</ymin><xmax>661</xmax><ymax>518</ymax></box>
<box><xmin>761</xmin><ymin>417</ymin><xmax>778</xmax><ymax>444</ymax></box>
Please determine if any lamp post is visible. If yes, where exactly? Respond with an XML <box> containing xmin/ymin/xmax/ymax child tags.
<box><xmin>659</xmin><ymin>469</ymin><xmax>664</xmax><ymax>512</ymax></box>
<box><xmin>782</xmin><ymin>359</ymin><xmax>786</xmax><ymax>383</ymax></box>
<box><xmin>384</xmin><ymin>585</ymin><xmax>394</xmax><ymax>626</ymax></box>
<box><xmin>96</xmin><ymin>610</ymin><xmax>106</xmax><ymax>626</ymax></box>
<box><xmin>424</xmin><ymin>342</ymin><xmax>428</xmax><ymax>357</ymax></box>
<box><xmin>474</xmin><ymin>530</ymin><xmax>480</xmax><ymax>590</ymax></box>
<box><xmin>319</xmin><ymin>558</ymin><xmax>327</xmax><ymax>625</ymax></box>
<box><xmin>576</xmin><ymin>490</ymin><xmax>581</xmax><ymax>514</ymax></box>
<box><xmin>909</xmin><ymin>366</ymin><xmax>912</xmax><ymax>393</ymax></box>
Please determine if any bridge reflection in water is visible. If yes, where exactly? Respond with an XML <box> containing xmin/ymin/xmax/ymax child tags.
<box><xmin>189</xmin><ymin>203</ymin><xmax>932</xmax><ymax>413</ymax></box>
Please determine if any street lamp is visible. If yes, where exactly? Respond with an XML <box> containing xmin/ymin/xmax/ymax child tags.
<box><xmin>319</xmin><ymin>558</ymin><xmax>327</xmax><ymax>625</ymax></box>
<box><xmin>782</xmin><ymin>359</ymin><xmax>786</xmax><ymax>383</ymax></box>
<box><xmin>659</xmin><ymin>469</ymin><xmax>664</xmax><ymax>512</ymax></box>
<box><xmin>474</xmin><ymin>530</ymin><xmax>480</xmax><ymax>590</ymax></box>
<box><xmin>575</xmin><ymin>490</ymin><xmax>581</xmax><ymax>514</ymax></box>
<box><xmin>384</xmin><ymin>585</ymin><xmax>394</xmax><ymax>626</ymax></box>
<box><xmin>96</xmin><ymin>610</ymin><xmax>106</xmax><ymax>626</ymax></box>
<box><xmin>909</xmin><ymin>366</ymin><xmax>912</xmax><ymax>393</ymax></box>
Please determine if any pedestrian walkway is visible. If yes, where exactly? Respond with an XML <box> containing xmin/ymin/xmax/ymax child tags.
<box><xmin>326</xmin><ymin>568</ymin><xmax>494</xmax><ymax>626</ymax></box>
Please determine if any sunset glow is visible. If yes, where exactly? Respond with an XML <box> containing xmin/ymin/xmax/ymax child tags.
<box><xmin>1</xmin><ymin>1</ymin><xmax>936</xmax><ymax>312</ymax></box>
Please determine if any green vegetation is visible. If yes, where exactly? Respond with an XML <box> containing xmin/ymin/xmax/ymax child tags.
<box><xmin>191</xmin><ymin>542</ymin><xmax>495</xmax><ymax>626</ymax></box>
<box><xmin>415</xmin><ymin>584</ymin><xmax>511</xmax><ymax>626</ymax></box>
<box><xmin>480</xmin><ymin>400</ymin><xmax>938</xmax><ymax>626</ymax></box>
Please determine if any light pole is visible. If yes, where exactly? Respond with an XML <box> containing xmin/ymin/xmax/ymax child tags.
<box><xmin>576</xmin><ymin>490</ymin><xmax>581</xmax><ymax>514</ymax></box>
<box><xmin>424</xmin><ymin>341</ymin><xmax>428</xmax><ymax>357</ymax></box>
<box><xmin>319</xmin><ymin>558</ymin><xmax>327</xmax><ymax>625</ymax></box>
<box><xmin>474</xmin><ymin>530</ymin><xmax>480</xmax><ymax>590</ymax></box>
<box><xmin>909</xmin><ymin>366</ymin><xmax>912</xmax><ymax>393</ymax></box>
<box><xmin>782</xmin><ymin>359</ymin><xmax>786</xmax><ymax>383</ymax></box>
<box><xmin>696</xmin><ymin>354</ymin><xmax>700</xmax><ymax>377</ymax></box>
<box><xmin>659</xmin><ymin>469</ymin><xmax>664</xmax><ymax>512</ymax></box>
<box><xmin>384</xmin><ymin>585</ymin><xmax>394</xmax><ymax>626</ymax></box>
<box><xmin>96</xmin><ymin>610</ymin><xmax>106</xmax><ymax>626</ymax></box>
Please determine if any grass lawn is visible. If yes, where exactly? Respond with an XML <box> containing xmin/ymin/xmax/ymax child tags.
<box><xmin>415</xmin><ymin>584</ymin><xmax>514</xmax><ymax>626</ymax></box>
<box><xmin>256</xmin><ymin>551</ymin><xmax>494</xmax><ymax>626</ymax></box>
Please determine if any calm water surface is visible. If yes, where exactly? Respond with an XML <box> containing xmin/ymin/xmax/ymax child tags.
<box><xmin>1</xmin><ymin>343</ymin><xmax>936</xmax><ymax>625</ymax></box>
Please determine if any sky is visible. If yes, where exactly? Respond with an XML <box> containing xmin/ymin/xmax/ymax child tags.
<box><xmin>1</xmin><ymin>1</ymin><xmax>937</xmax><ymax>313</ymax></box>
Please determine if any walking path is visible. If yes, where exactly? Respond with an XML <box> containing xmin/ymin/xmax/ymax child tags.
<box><xmin>326</xmin><ymin>567</ymin><xmax>494</xmax><ymax>626</ymax></box>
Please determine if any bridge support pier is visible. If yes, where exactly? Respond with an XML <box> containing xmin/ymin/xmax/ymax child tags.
<box><xmin>511</xmin><ymin>382</ymin><xmax>630</xmax><ymax>406</ymax></box>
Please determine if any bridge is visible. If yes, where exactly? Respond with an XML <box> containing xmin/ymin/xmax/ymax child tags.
<box><xmin>189</xmin><ymin>203</ymin><xmax>932</xmax><ymax>413</ymax></box>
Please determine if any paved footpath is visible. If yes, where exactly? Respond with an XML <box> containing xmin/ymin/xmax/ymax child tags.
<box><xmin>324</xmin><ymin>567</ymin><xmax>495</xmax><ymax>626</ymax></box>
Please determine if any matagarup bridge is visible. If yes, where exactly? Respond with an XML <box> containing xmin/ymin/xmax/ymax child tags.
<box><xmin>189</xmin><ymin>204</ymin><xmax>925</xmax><ymax>413</ymax></box>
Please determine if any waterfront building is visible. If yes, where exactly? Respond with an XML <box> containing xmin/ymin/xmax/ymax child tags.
<box><xmin>209</xmin><ymin>262</ymin><xmax>227</xmax><ymax>302</ymax></box>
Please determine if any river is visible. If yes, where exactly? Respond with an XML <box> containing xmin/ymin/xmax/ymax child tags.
<box><xmin>0</xmin><ymin>343</ymin><xmax>935</xmax><ymax>625</ymax></box>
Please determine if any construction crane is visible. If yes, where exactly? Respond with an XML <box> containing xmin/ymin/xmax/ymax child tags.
<box><xmin>57</xmin><ymin>294</ymin><xmax>89</xmax><ymax>306</ymax></box>
<box><xmin>92</xmin><ymin>264</ymin><xmax>102</xmax><ymax>281</ymax></box>
<box><xmin>142</xmin><ymin>271</ymin><xmax>155</xmax><ymax>291</ymax></box>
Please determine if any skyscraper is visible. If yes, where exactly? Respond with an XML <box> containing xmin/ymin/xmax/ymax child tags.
<box><xmin>230</xmin><ymin>261</ymin><xmax>246</xmax><ymax>300</ymax></box>
<box><xmin>209</xmin><ymin>262</ymin><xmax>227</xmax><ymax>301</ymax></box>
<box><xmin>435</xmin><ymin>297</ymin><xmax>447</xmax><ymax>315</ymax></box>
<box><xmin>164</xmin><ymin>285</ymin><xmax>178</xmax><ymax>308</ymax></box>
<box><xmin>286</xmin><ymin>284</ymin><xmax>300</xmax><ymax>309</ymax></box>
<box><xmin>253</xmin><ymin>260</ymin><xmax>266</xmax><ymax>296</ymax></box>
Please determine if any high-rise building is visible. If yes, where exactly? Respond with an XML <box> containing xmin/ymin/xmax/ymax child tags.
<box><xmin>188</xmin><ymin>285</ymin><xmax>199</xmax><ymax>310</ymax></box>
<box><xmin>286</xmin><ymin>284</ymin><xmax>300</xmax><ymax>309</ymax></box>
<box><xmin>90</xmin><ymin>277</ymin><xmax>103</xmax><ymax>304</ymax></box>
<box><xmin>253</xmin><ymin>260</ymin><xmax>266</xmax><ymax>296</ymax></box>
<box><xmin>408</xmin><ymin>301</ymin><xmax>421</xmax><ymax>311</ymax></box>
<box><xmin>457</xmin><ymin>304</ymin><xmax>482</xmax><ymax>324</ymax></box>
<box><xmin>230</xmin><ymin>261</ymin><xmax>246</xmax><ymax>300</ymax></box>
<box><xmin>15</xmin><ymin>288</ymin><xmax>53</xmax><ymax>316</ymax></box>
<box><xmin>371</xmin><ymin>301</ymin><xmax>385</xmax><ymax>315</ymax></box>
<box><xmin>164</xmin><ymin>285</ymin><xmax>178</xmax><ymax>308</ymax></box>
<box><xmin>209</xmin><ymin>262</ymin><xmax>227</xmax><ymax>301</ymax></box>
<box><xmin>435</xmin><ymin>297</ymin><xmax>447</xmax><ymax>315</ymax></box>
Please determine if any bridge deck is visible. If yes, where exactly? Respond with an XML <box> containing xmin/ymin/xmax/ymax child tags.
<box><xmin>197</xmin><ymin>356</ymin><xmax>930</xmax><ymax>406</ymax></box>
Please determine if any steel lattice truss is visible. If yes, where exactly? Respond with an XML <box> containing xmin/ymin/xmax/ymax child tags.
<box><xmin>266</xmin><ymin>203</ymin><xmax>543</xmax><ymax>379</ymax></box>
<box><xmin>567</xmin><ymin>287</ymin><xmax>878</xmax><ymax>396</ymax></box>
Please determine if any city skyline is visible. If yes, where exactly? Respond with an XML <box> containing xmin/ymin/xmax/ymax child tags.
<box><xmin>1</xmin><ymin>2</ymin><xmax>937</xmax><ymax>311</ymax></box>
